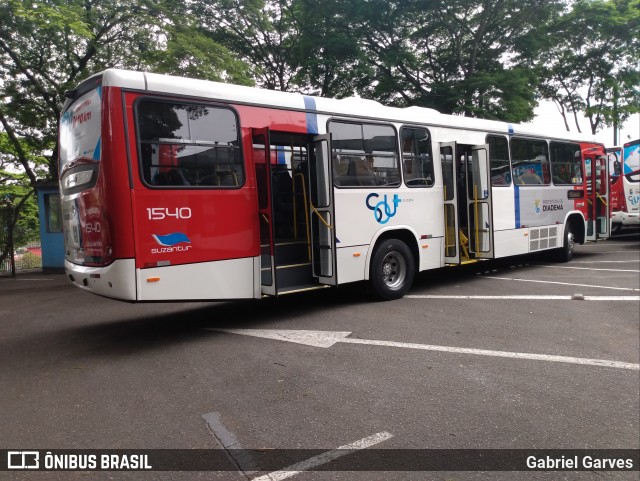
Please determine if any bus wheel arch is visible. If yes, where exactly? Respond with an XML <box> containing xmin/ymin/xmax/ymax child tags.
<box><xmin>367</xmin><ymin>229</ymin><xmax>418</xmax><ymax>301</ymax></box>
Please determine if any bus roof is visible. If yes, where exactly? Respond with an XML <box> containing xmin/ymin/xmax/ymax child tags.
<box><xmin>100</xmin><ymin>68</ymin><xmax>598</xmax><ymax>144</ymax></box>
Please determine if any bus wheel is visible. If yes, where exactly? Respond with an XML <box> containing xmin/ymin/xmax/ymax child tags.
<box><xmin>555</xmin><ymin>223</ymin><xmax>575</xmax><ymax>262</ymax></box>
<box><xmin>611</xmin><ymin>223</ymin><xmax>622</xmax><ymax>236</ymax></box>
<box><xmin>370</xmin><ymin>239</ymin><xmax>415</xmax><ymax>300</ymax></box>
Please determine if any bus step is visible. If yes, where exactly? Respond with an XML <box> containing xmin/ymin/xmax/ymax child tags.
<box><xmin>277</xmin><ymin>284</ymin><xmax>330</xmax><ymax>296</ymax></box>
<box><xmin>276</xmin><ymin>263</ymin><xmax>315</xmax><ymax>289</ymax></box>
<box><xmin>274</xmin><ymin>241</ymin><xmax>310</xmax><ymax>265</ymax></box>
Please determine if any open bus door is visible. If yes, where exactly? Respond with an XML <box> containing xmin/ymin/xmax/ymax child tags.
<box><xmin>252</xmin><ymin>128</ymin><xmax>277</xmax><ymax>296</ymax></box>
<box><xmin>309</xmin><ymin>134</ymin><xmax>337</xmax><ymax>285</ymax></box>
<box><xmin>467</xmin><ymin>144</ymin><xmax>494</xmax><ymax>258</ymax></box>
<box><xmin>584</xmin><ymin>151</ymin><xmax>610</xmax><ymax>241</ymax></box>
<box><xmin>440</xmin><ymin>142</ymin><xmax>460</xmax><ymax>264</ymax></box>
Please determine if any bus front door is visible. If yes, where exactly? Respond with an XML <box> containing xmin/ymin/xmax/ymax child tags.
<box><xmin>585</xmin><ymin>155</ymin><xmax>610</xmax><ymax>241</ymax></box>
<box><xmin>440</xmin><ymin>143</ymin><xmax>460</xmax><ymax>264</ymax></box>
<box><xmin>252</xmin><ymin>128</ymin><xmax>277</xmax><ymax>296</ymax></box>
<box><xmin>467</xmin><ymin>144</ymin><xmax>494</xmax><ymax>258</ymax></box>
<box><xmin>309</xmin><ymin>134</ymin><xmax>337</xmax><ymax>285</ymax></box>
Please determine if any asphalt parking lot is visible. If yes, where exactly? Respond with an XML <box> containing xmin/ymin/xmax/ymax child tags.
<box><xmin>1</xmin><ymin>231</ymin><xmax>638</xmax><ymax>480</ymax></box>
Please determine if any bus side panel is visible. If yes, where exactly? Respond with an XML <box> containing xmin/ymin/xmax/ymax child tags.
<box><xmin>514</xmin><ymin>185</ymin><xmax>575</xmax><ymax>228</ymax></box>
<box><xmin>492</xmin><ymin>186</ymin><xmax>516</xmax><ymax>231</ymax></box>
<box><xmin>124</xmin><ymin>93</ymin><xmax>260</xmax><ymax>275</ymax></box>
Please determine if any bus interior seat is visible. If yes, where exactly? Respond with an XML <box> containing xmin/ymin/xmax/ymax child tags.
<box><xmin>348</xmin><ymin>156</ymin><xmax>377</xmax><ymax>186</ymax></box>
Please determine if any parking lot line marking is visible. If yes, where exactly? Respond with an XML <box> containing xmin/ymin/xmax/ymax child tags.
<box><xmin>212</xmin><ymin>330</ymin><xmax>640</xmax><ymax>371</ymax></box>
<box><xmin>251</xmin><ymin>431</ymin><xmax>393</xmax><ymax>481</ymax></box>
<box><xmin>213</xmin><ymin>329</ymin><xmax>352</xmax><ymax>348</ymax></box>
<box><xmin>534</xmin><ymin>265</ymin><xmax>640</xmax><ymax>272</ymax></box>
<box><xmin>483</xmin><ymin>276</ymin><xmax>640</xmax><ymax>292</ymax></box>
<box><xmin>340</xmin><ymin>338</ymin><xmax>640</xmax><ymax>371</ymax></box>
<box><xmin>406</xmin><ymin>295</ymin><xmax>640</xmax><ymax>301</ymax></box>
<box><xmin>571</xmin><ymin>260</ymin><xmax>640</xmax><ymax>263</ymax></box>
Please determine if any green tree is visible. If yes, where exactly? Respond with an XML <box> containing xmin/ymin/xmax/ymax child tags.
<box><xmin>0</xmin><ymin>0</ymin><xmax>252</xmax><ymax>187</ymax></box>
<box><xmin>347</xmin><ymin>0</ymin><xmax>563</xmax><ymax>121</ymax></box>
<box><xmin>536</xmin><ymin>0</ymin><xmax>640</xmax><ymax>135</ymax></box>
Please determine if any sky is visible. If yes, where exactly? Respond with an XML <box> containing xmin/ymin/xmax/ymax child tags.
<box><xmin>527</xmin><ymin>100</ymin><xmax>640</xmax><ymax>147</ymax></box>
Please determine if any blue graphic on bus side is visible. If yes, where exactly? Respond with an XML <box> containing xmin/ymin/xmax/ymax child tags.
<box><xmin>366</xmin><ymin>193</ymin><xmax>400</xmax><ymax>224</ymax></box>
<box><xmin>152</xmin><ymin>232</ymin><xmax>191</xmax><ymax>246</ymax></box>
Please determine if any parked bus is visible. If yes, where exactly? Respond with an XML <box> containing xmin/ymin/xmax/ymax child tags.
<box><xmin>608</xmin><ymin>139</ymin><xmax>640</xmax><ymax>234</ymax></box>
<box><xmin>59</xmin><ymin>69</ymin><xmax>608</xmax><ymax>302</ymax></box>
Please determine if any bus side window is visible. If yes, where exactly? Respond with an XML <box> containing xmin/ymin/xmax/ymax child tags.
<box><xmin>401</xmin><ymin>127</ymin><xmax>434</xmax><ymax>187</ymax></box>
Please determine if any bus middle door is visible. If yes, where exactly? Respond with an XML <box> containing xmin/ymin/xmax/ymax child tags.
<box><xmin>467</xmin><ymin>144</ymin><xmax>494</xmax><ymax>258</ymax></box>
<box><xmin>308</xmin><ymin>134</ymin><xmax>337</xmax><ymax>285</ymax></box>
<box><xmin>252</xmin><ymin>128</ymin><xmax>277</xmax><ymax>296</ymax></box>
<box><xmin>440</xmin><ymin>142</ymin><xmax>460</xmax><ymax>264</ymax></box>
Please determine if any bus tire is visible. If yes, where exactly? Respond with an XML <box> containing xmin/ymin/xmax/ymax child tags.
<box><xmin>611</xmin><ymin>222</ymin><xmax>622</xmax><ymax>236</ymax></box>
<box><xmin>555</xmin><ymin>223</ymin><xmax>575</xmax><ymax>263</ymax></box>
<box><xmin>369</xmin><ymin>239</ymin><xmax>415</xmax><ymax>301</ymax></box>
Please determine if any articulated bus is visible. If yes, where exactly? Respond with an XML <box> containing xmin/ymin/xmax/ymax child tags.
<box><xmin>608</xmin><ymin>139</ymin><xmax>640</xmax><ymax>234</ymax></box>
<box><xmin>59</xmin><ymin>69</ymin><xmax>609</xmax><ymax>302</ymax></box>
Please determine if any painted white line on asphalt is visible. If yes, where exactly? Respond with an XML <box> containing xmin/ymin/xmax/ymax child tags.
<box><xmin>483</xmin><ymin>276</ymin><xmax>640</xmax><ymax>292</ymax></box>
<box><xmin>406</xmin><ymin>294</ymin><xmax>640</xmax><ymax>301</ymax></box>
<box><xmin>252</xmin><ymin>432</ymin><xmax>393</xmax><ymax>481</ymax></box>
<box><xmin>212</xmin><ymin>330</ymin><xmax>640</xmax><ymax>371</ymax></box>
<box><xmin>339</xmin><ymin>338</ymin><xmax>640</xmax><ymax>371</ymax></box>
<box><xmin>534</xmin><ymin>265</ymin><xmax>639</xmax><ymax>273</ymax></box>
<box><xmin>214</xmin><ymin>329</ymin><xmax>352</xmax><ymax>348</ymax></box>
<box><xmin>571</xmin><ymin>260</ymin><xmax>640</xmax><ymax>264</ymax></box>
<box><xmin>580</xmin><ymin>242</ymin><xmax>639</xmax><ymax>246</ymax></box>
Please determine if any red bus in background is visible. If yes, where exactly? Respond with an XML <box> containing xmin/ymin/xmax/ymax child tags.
<box><xmin>608</xmin><ymin>139</ymin><xmax>640</xmax><ymax>234</ymax></box>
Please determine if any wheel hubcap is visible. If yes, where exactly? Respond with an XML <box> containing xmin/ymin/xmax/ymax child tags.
<box><xmin>381</xmin><ymin>251</ymin><xmax>406</xmax><ymax>290</ymax></box>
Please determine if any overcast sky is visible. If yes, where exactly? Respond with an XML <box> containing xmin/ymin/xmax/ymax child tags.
<box><xmin>527</xmin><ymin>100</ymin><xmax>640</xmax><ymax>147</ymax></box>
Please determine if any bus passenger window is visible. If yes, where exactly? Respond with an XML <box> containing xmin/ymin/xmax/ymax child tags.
<box><xmin>550</xmin><ymin>141</ymin><xmax>582</xmax><ymax>185</ymax></box>
<box><xmin>137</xmin><ymin>100</ymin><xmax>243</xmax><ymax>188</ymax></box>
<box><xmin>487</xmin><ymin>135</ymin><xmax>511</xmax><ymax>186</ymax></box>
<box><xmin>329</xmin><ymin>121</ymin><xmax>400</xmax><ymax>188</ymax></box>
<box><xmin>401</xmin><ymin>127</ymin><xmax>434</xmax><ymax>187</ymax></box>
<box><xmin>510</xmin><ymin>138</ymin><xmax>550</xmax><ymax>185</ymax></box>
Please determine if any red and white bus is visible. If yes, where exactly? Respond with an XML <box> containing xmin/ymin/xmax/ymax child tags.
<box><xmin>59</xmin><ymin>69</ymin><xmax>608</xmax><ymax>302</ymax></box>
<box><xmin>608</xmin><ymin>139</ymin><xmax>640</xmax><ymax>234</ymax></box>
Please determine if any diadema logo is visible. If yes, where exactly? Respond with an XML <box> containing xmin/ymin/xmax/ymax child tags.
<box><xmin>151</xmin><ymin>232</ymin><xmax>192</xmax><ymax>254</ymax></box>
<box><xmin>534</xmin><ymin>200</ymin><xmax>541</xmax><ymax>214</ymax></box>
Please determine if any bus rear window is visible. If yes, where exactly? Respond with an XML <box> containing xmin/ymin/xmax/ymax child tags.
<box><xmin>137</xmin><ymin>100</ymin><xmax>243</xmax><ymax>187</ymax></box>
<box><xmin>59</xmin><ymin>87</ymin><xmax>102</xmax><ymax>173</ymax></box>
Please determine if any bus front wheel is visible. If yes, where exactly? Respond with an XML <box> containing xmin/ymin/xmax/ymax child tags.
<box><xmin>555</xmin><ymin>223</ymin><xmax>575</xmax><ymax>262</ymax></box>
<box><xmin>370</xmin><ymin>239</ymin><xmax>415</xmax><ymax>301</ymax></box>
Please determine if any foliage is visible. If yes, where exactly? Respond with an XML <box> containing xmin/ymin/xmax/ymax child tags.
<box><xmin>0</xmin><ymin>0</ymin><xmax>252</xmax><ymax>187</ymax></box>
<box><xmin>536</xmin><ymin>0</ymin><xmax>640</xmax><ymax>134</ymax></box>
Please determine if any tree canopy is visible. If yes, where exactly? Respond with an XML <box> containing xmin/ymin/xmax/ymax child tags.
<box><xmin>0</xmin><ymin>0</ymin><xmax>638</xmax><ymax>192</ymax></box>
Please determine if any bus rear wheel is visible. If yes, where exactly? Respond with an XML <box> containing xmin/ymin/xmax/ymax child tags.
<box><xmin>370</xmin><ymin>239</ymin><xmax>415</xmax><ymax>301</ymax></box>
